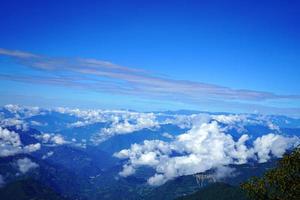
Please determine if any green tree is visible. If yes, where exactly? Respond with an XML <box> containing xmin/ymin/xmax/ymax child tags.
<box><xmin>241</xmin><ymin>147</ymin><xmax>300</xmax><ymax>200</ymax></box>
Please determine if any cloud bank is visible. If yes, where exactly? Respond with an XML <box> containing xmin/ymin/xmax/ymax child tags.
<box><xmin>0</xmin><ymin>104</ymin><xmax>299</xmax><ymax>186</ymax></box>
<box><xmin>92</xmin><ymin>112</ymin><xmax>160</xmax><ymax>143</ymax></box>
<box><xmin>114</xmin><ymin>121</ymin><xmax>299</xmax><ymax>186</ymax></box>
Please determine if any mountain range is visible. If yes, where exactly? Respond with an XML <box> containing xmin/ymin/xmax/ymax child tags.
<box><xmin>0</xmin><ymin>104</ymin><xmax>299</xmax><ymax>199</ymax></box>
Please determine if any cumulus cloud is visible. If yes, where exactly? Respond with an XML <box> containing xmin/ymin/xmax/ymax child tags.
<box><xmin>103</xmin><ymin>113</ymin><xmax>159</xmax><ymax>134</ymax></box>
<box><xmin>0</xmin><ymin>118</ymin><xmax>28</xmax><ymax>131</ymax></box>
<box><xmin>42</xmin><ymin>151</ymin><xmax>54</xmax><ymax>159</ymax></box>
<box><xmin>212</xmin><ymin>114</ymin><xmax>247</xmax><ymax>124</ymax></box>
<box><xmin>114</xmin><ymin>121</ymin><xmax>299</xmax><ymax>186</ymax></box>
<box><xmin>36</xmin><ymin>133</ymin><xmax>68</xmax><ymax>145</ymax></box>
<box><xmin>162</xmin><ymin>113</ymin><xmax>257</xmax><ymax>132</ymax></box>
<box><xmin>68</xmin><ymin>120</ymin><xmax>91</xmax><ymax>128</ymax></box>
<box><xmin>23</xmin><ymin>143</ymin><xmax>41</xmax><ymax>153</ymax></box>
<box><xmin>0</xmin><ymin>127</ymin><xmax>40</xmax><ymax>157</ymax></box>
<box><xmin>119</xmin><ymin>164</ymin><xmax>136</xmax><ymax>177</ymax></box>
<box><xmin>0</xmin><ymin>105</ymin><xmax>47</xmax><ymax>135</ymax></box>
<box><xmin>62</xmin><ymin>108</ymin><xmax>108</xmax><ymax>128</ymax></box>
<box><xmin>253</xmin><ymin>133</ymin><xmax>298</xmax><ymax>163</ymax></box>
<box><xmin>3</xmin><ymin>104</ymin><xmax>43</xmax><ymax>118</ymax></box>
<box><xmin>4</xmin><ymin>104</ymin><xmax>22</xmax><ymax>113</ymax></box>
<box><xmin>60</xmin><ymin>108</ymin><xmax>160</xmax><ymax>133</ymax></box>
<box><xmin>0</xmin><ymin>127</ymin><xmax>22</xmax><ymax>157</ymax></box>
<box><xmin>16</xmin><ymin>158</ymin><xmax>39</xmax><ymax>174</ymax></box>
<box><xmin>39</xmin><ymin>133</ymin><xmax>51</xmax><ymax>142</ymax></box>
<box><xmin>266</xmin><ymin>122</ymin><xmax>280</xmax><ymax>132</ymax></box>
<box><xmin>51</xmin><ymin>135</ymin><xmax>67</xmax><ymax>145</ymax></box>
<box><xmin>91</xmin><ymin>112</ymin><xmax>160</xmax><ymax>143</ymax></box>
<box><xmin>210</xmin><ymin>114</ymin><xmax>283</xmax><ymax>134</ymax></box>
<box><xmin>162</xmin><ymin>114</ymin><xmax>211</xmax><ymax>129</ymax></box>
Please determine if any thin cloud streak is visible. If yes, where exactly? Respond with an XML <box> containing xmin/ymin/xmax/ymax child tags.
<box><xmin>1</xmin><ymin>48</ymin><xmax>300</xmax><ymax>105</ymax></box>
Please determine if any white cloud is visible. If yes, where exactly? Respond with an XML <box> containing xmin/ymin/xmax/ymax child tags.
<box><xmin>119</xmin><ymin>164</ymin><xmax>136</xmax><ymax>177</ymax></box>
<box><xmin>30</xmin><ymin>120</ymin><xmax>45</xmax><ymax>126</ymax></box>
<box><xmin>103</xmin><ymin>113</ymin><xmax>159</xmax><ymax>134</ymax></box>
<box><xmin>148</xmin><ymin>174</ymin><xmax>165</xmax><ymax>186</ymax></box>
<box><xmin>23</xmin><ymin>143</ymin><xmax>41</xmax><ymax>153</ymax></box>
<box><xmin>0</xmin><ymin>127</ymin><xmax>40</xmax><ymax>157</ymax></box>
<box><xmin>68</xmin><ymin>120</ymin><xmax>90</xmax><ymax>128</ymax></box>
<box><xmin>0</xmin><ymin>118</ymin><xmax>28</xmax><ymax>131</ymax></box>
<box><xmin>36</xmin><ymin>133</ymin><xmax>67</xmax><ymax>145</ymax></box>
<box><xmin>3</xmin><ymin>104</ymin><xmax>43</xmax><ymax>118</ymax></box>
<box><xmin>162</xmin><ymin>132</ymin><xmax>174</xmax><ymax>139</ymax></box>
<box><xmin>267</xmin><ymin>122</ymin><xmax>280</xmax><ymax>132</ymax></box>
<box><xmin>57</xmin><ymin>107</ymin><xmax>107</xmax><ymax>124</ymax></box>
<box><xmin>0</xmin><ymin>127</ymin><xmax>21</xmax><ymax>146</ymax></box>
<box><xmin>212</xmin><ymin>114</ymin><xmax>246</xmax><ymax>124</ymax></box>
<box><xmin>42</xmin><ymin>151</ymin><xmax>54</xmax><ymax>159</ymax></box>
<box><xmin>114</xmin><ymin>121</ymin><xmax>299</xmax><ymax>186</ymax></box>
<box><xmin>40</xmin><ymin>133</ymin><xmax>51</xmax><ymax>142</ymax></box>
<box><xmin>162</xmin><ymin>114</ymin><xmax>210</xmax><ymax>129</ymax></box>
<box><xmin>2</xmin><ymin>48</ymin><xmax>300</xmax><ymax>114</ymax></box>
<box><xmin>213</xmin><ymin>166</ymin><xmax>236</xmax><ymax>180</ymax></box>
<box><xmin>51</xmin><ymin>135</ymin><xmax>67</xmax><ymax>145</ymax></box>
<box><xmin>0</xmin><ymin>127</ymin><xmax>22</xmax><ymax>157</ymax></box>
<box><xmin>16</xmin><ymin>158</ymin><xmax>39</xmax><ymax>174</ymax></box>
<box><xmin>92</xmin><ymin>112</ymin><xmax>160</xmax><ymax>143</ymax></box>
<box><xmin>4</xmin><ymin>104</ymin><xmax>22</xmax><ymax>113</ymax></box>
<box><xmin>253</xmin><ymin>133</ymin><xmax>298</xmax><ymax>163</ymax></box>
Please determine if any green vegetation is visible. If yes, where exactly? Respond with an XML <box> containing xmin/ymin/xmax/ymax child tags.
<box><xmin>241</xmin><ymin>147</ymin><xmax>300</xmax><ymax>200</ymax></box>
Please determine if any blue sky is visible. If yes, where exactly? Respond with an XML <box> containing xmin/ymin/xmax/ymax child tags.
<box><xmin>0</xmin><ymin>0</ymin><xmax>299</xmax><ymax>116</ymax></box>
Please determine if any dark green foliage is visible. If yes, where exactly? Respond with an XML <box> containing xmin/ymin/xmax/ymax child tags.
<box><xmin>0</xmin><ymin>179</ymin><xmax>67</xmax><ymax>200</ymax></box>
<box><xmin>176</xmin><ymin>183</ymin><xmax>248</xmax><ymax>200</ymax></box>
<box><xmin>241</xmin><ymin>147</ymin><xmax>300</xmax><ymax>200</ymax></box>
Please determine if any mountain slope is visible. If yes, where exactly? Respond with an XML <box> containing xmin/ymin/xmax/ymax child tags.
<box><xmin>0</xmin><ymin>179</ymin><xmax>67</xmax><ymax>200</ymax></box>
<box><xmin>176</xmin><ymin>183</ymin><xmax>247</xmax><ymax>200</ymax></box>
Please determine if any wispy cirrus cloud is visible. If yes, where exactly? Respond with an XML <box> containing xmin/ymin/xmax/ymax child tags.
<box><xmin>0</xmin><ymin>48</ymin><xmax>299</xmax><ymax>108</ymax></box>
